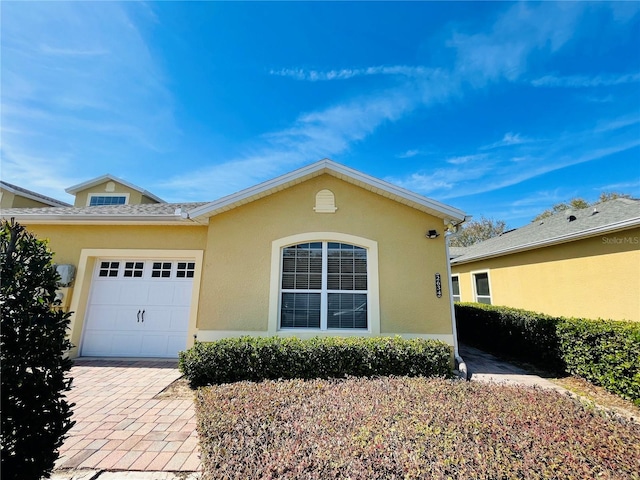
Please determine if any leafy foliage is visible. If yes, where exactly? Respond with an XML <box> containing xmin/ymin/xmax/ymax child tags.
<box><xmin>448</xmin><ymin>216</ymin><xmax>506</xmax><ymax>247</ymax></box>
<box><xmin>1</xmin><ymin>219</ymin><xmax>75</xmax><ymax>480</ymax></box>
<box><xmin>179</xmin><ymin>336</ymin><xmax>451</xmax><ymax>388</ymax></box>
<box><xmin>558</xmin><ymin>318</ymin><xmax>640</xmax><ymax>405</ymax></box>
<box><xmin>455</xmin><ymin>303</ymin><xmax>640</xmax><ymax>405</ymax></box>
<box><xmin>196</xmin><ymin>376</ymin><xmax>640</xmax><ymax>479</ymax></box>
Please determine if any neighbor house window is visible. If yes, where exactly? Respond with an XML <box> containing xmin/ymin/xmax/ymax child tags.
<box><xmin>280</xmin><ymin>242</ymin><xmax>368</xmax><ymax>330</ymax></box>
<box><xmin>473</xmin><ymin>271</ymin><xmax>492</xmax><ymax>305</ymax></box>
<box><xmin>89</xmin><ymin>195</ymin><xmax>127</xmax><ymax>206</ymax></box>
<box><xmin>451</xmin><ymin>275</ymin><xmax>461</xmax><ymax>302</ymax></box>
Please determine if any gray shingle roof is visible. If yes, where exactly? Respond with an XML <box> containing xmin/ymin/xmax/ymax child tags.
<box><xmin>451</xmin><ymin>198</ymin><xmax>640</xmax><ymax>264</ymax></box>
<box><xmin>2</xmin><ymin>202</ymin><xmax>208</xmax><ymax>220</ymax></box>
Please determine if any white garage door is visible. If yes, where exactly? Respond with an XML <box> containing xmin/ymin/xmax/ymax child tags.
<box><xmin>81</xmin><ymin>259</ymin><xmax>196</xmax><ymax>358</ymax></box>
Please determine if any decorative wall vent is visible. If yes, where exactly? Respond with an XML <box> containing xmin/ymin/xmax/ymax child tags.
<box><xmin>314</xmin><ymin>189</ymin><xmax>337</xmax><ymax>213</ymax></box>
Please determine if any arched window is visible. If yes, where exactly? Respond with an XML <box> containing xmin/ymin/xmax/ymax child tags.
<box><xmin>280</xmin><ymin>242</ymin><xmax>368</xmax><ymax>329</ymax></box>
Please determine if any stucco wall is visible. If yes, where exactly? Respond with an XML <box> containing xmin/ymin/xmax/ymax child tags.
<box><xmin>0</xmin><ymin>190</ymin><xmax>55</xmax><ymax>209</ymax></box>
<box><xmin>451</xmin><ymin>227</ymin><xmax>640</xmax><ymax>322</ymax></box>
<box><xmin>199</xmin><ymin>174</ymin><xmax>453</xmax><ymax>337</ymax></box>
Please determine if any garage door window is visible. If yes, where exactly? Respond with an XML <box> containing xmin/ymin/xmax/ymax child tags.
<box><xmin>98</xmin><ymin>261</ymin><xmax>120</xmax><ymax>277</ymax></box>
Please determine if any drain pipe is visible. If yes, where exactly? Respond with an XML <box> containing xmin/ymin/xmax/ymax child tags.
<box><xmin>444</xmin><ymin>222</ymin><xmax>468</xmax><ymax>380</ymax></box>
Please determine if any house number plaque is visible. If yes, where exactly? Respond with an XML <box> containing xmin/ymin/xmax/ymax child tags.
<box><xmin>435</xmin><ymin>273</ymin><xmax>442</xmax><ymax>298</ymax></box>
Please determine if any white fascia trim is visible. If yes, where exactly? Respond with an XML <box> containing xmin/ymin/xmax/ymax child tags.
<box><xmin>1</xmin><ymin>214</ymin><xmax>198</xmax><ymax>225</ymax></box>
<box><xmin>186</xmin><ymin>159</ymin><xmax>466</xmax><ymax>222</ymax></box>
<box><xmin>451</xmin><ymin>217</ymin><xmax>640</xmax><ymax>265</ymax></box>
<box><xmin>65</xmin><ymin>174</ymin><xmax>165</xmax><ymax>203</ymax></box>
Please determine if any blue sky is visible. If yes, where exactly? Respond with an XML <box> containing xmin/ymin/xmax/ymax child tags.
<box><xmin>2</xmin><ymin>1</ymin><xmax>639</xmax><ymax>227</ymax></box>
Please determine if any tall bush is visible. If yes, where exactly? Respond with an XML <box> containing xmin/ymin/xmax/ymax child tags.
<box><xmin>1</xmin><ymin>219</ymin><xmax>75</xmax><ymax>479</ymax></box>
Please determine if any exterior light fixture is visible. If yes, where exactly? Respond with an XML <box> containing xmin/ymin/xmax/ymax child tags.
<box><xmin>426</xmin><ymin>229</ymin><xmax>440</xmax><ymax>239</ymax></box>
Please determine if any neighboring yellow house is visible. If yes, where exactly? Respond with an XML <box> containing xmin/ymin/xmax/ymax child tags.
<box><xmin>0</xmin><ymin>180</ymin><xmax>71</xmax><ymax>209</ymax></box>
<box><xmin>450</xmin><ymin>198</ymin><xmax>640</xmax><ymax>322</ymax></box>
<box><xmin>2</xmin><ymin>159</ymin><xmax>466</xmax><ymax>359</ymax></box>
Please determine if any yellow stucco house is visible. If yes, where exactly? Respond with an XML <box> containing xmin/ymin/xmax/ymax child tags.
<box><xmin>450</xmin><ymin>198</ymin><xmax>640</xmax><ymax>322</ymax></box>
<box><xmin>2</xmin><ymin>160</ymin><xmax>466</xmax><ymax>359</ymax></box>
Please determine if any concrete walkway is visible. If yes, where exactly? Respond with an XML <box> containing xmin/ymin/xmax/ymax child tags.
<box><xmin>459</xmin><ymin>343</ymin><xmax>565</xmax><ymax>392</ymax></box>
<box><xmin>53</xmin><ymin>359</ymin><xmax>200</xmax><ymax>477</ymax></box>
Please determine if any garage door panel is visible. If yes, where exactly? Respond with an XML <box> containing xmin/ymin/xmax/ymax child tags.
<box><xmin>147</xmin><ymin>283</ymin><xmax>178</xmax><ymax>305</ymax></box>
<box><xmin>140</xmin><ymin>334</ymin><xmax>170</xmax><ymax>356</ymax></box>
<box><xmin>81</xmin><ymin>331</ymin><xmax>113</xmax><ymax>356</ymax></box>
<box><xmin>172</xmin><ymin>283</ymin><xmax>193</xmax><ymax>306</ymax></box>
<box><xmin>82</xmin><ymin>258</ymin><xmax>195</xmax><ymax>358</ymax></box>
<box><xmin>111</xmin><ymin>333</ymin><xmax>143</xmax><ymax>356</ymax></box>
<box><xmin>114</xmin><ymin>308</ymin><xmax>144</xmax><ymax>331</ymax></box>
<box><xmin>142</xmin><ymin>307</ymin><xmax>172</xmax><ymax>330</ymax></box>
<box><xmin>120</xmin><ymin>283</ymin><xmax>151</xmax><ymax>305</ymax></box>
<box><xmin>84</xmin><ymin>305</ymin><xmax>117</xmax><ymax>330</ymax></box>
<box><xmin>170</xmin><ymin>307</ymin><xmax>190</xmax><ymax>331</ymax></box>
<box><xmin>90</xmin><ymin>282</ymin><xmax>123</xmax><ymax>305</ymax></box>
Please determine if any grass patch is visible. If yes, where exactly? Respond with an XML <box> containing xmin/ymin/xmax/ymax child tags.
<box><xmin>196</xmin><ymin>377</ymin><xmax>640</xmax><ymax>479</ymax></box>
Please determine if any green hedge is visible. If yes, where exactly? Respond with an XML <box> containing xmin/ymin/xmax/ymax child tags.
<box><xmin>179</xmin><ymin>336</ymin><xmax>452</xmax><ymax>388</ymax></box>
<box><xmin>558</xmin><ymin>319</ymin><xmax>640</xmax><ymax>404</ymax></box>
<box><xmin>455</xmin><ymin>303</ymin><xmax>564</xmax><ymax>372</ymax></box>
<box><xmin>455</xmin><ymin>303</ymin><xmax>640</xmax><ymax>405</ymax></box>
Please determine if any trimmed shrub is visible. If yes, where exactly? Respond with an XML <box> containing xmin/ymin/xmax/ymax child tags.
<box><xmin>179</xmin><ymin>336</ymin><xmax>451</xmax><ymax>387</ymax></box>
<box><xmin>558</xmin><ymin>318</ymin><xmax>640</xmax><ymax>406</ymax></box>
<box><xmin>1</xmin><ymin>220</ymin><xmax>75</xmax><ymax>480</ymax></box>
<box><xmin>455</xmin><ymin>303</ymin><xmax>640</xmax><ymax>405</ymax></box>
<box><xmin>455</xmin><ymin>303</ymin><xmax>564</xmax><ymax>372</ymax></box>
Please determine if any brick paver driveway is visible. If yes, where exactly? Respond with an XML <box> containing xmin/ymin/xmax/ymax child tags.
<box><xmin>55</xmin><ymin>359</ymin><xmax>200</xmax><ymax>473</ymax></box>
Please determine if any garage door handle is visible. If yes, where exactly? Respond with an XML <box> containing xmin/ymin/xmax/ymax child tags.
<box><xmin>141</xmin><ymin>310</ymin><xmax>145</xmax><ymax>322</ymax></box>
<box><xmin>137</xmin><ymin>310</ymin><xmax>141</xmax><ymax>322</ymax></box>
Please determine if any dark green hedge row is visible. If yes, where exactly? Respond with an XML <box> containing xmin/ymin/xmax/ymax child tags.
<box><xmin>454</xmin><ymin>303</ymin><xmax>564</xmax><ymax>372</ymax></box>
<box><xmin>179</xmin><ymin>336</ymin><xmax>452</xmax><ymax>388</ymax></box>
<box><xmin>455</xmin><ymin>303</ymin><xmax>640</xmax><ymax>405</ymax></box>
<box><xmin>558</xmin><ymin>319</ymin><xmax>640</xmax><ymax>405</ymax></box>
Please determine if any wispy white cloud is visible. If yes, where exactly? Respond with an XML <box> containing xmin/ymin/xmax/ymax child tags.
<box><xmin>595</xmin><ymin>180</ymin><xmax>640</xmax><ymax>193</ymax></box>
<box><xmin>397</xmin><ymin>149</ymin><xmax>421</xmax><ymax>159</ymax></box>
<box><xmin>388</xmin><ymin>115</ymin><xmax>640</xmax><ymax>200</ymax></box>
<box><xmin>481</xmin><ymin>133</ymin><xmax>531</xmax><ymax>150</ymax></box>
<box><xmin>532</xmin><ymin>73</ymin><xmax>640</xmax><ymax>88</ymax></box>
<box><xmin>446</xmin><ymin>154</ymin><xmax>487</xmax><ymax>165</ymax></box>
<box><xmin>269</xmin><ymin>65</ymin><xmax>433</xmax><ymax>81</ymax></box>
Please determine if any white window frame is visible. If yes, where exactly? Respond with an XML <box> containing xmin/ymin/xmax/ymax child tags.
<box><xmin>471</xmin><ymin>270</ymin><xmax>492</xmax><ymax>305</ymax></box>
<box><xmin>451</xmin><ymin>274</ymin><xmax>461</xmax><ymax>302</ymax></box>
<box><xmin>87</xmin><ymin>193</ymin><xmax>130</xmax><ymax>206</ymax></box>
<box><xmin>269</xmin><ymin>232</ymin><xmax>380</xmax><ymax>336</ymax></box>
